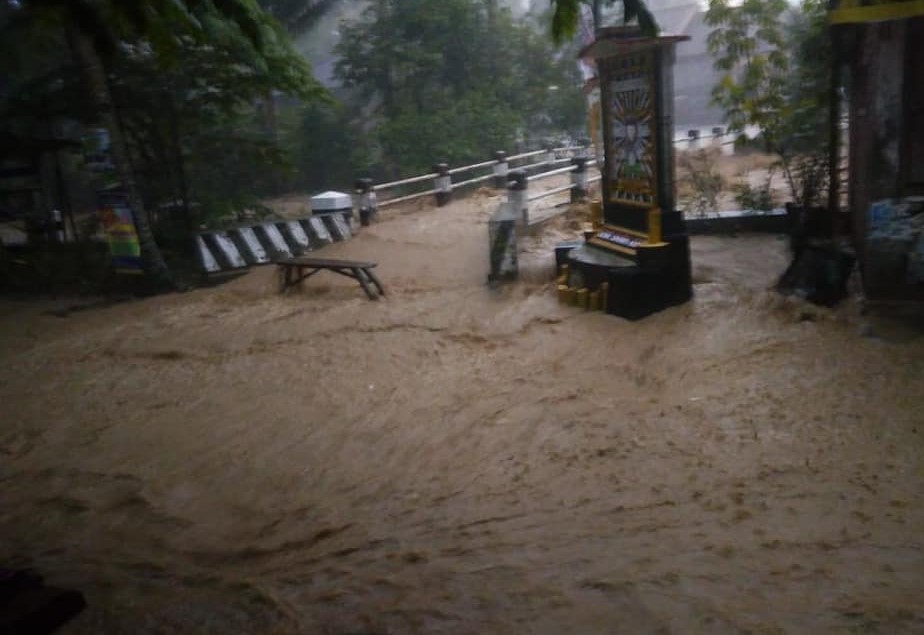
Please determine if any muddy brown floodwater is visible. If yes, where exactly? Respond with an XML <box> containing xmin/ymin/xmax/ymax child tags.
<box><xmin>1</xmin><ymin>190</ymin><xmax>923</xmax><ymax>634</ymax></box>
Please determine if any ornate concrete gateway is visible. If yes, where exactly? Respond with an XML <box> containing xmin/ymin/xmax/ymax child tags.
<box><xmin>563</xmin><ymin>26</ymin><xmax>693</xmax><ymax>319</ymax></box>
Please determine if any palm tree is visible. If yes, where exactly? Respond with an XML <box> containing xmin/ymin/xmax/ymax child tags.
<box><xmin>549</xmin><ymin>0</ymin><xmax>657</xmax><ymax>44</ymax></box>
<box><xmin>11</xmin><ymin>0</ymin><xmax>283</xmax><ymax>289</ymax></box>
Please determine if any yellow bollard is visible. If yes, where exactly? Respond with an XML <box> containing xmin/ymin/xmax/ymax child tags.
<box><xmin>588</xmin><ymin>289</ymin><xmax>601</xmax><ymax>311</ymax></box>
<box><xmin>590</xmin><ymin>199</ymin><xmax>603</xmax><ymax>229</ymax></box>
<box><xmin>582</xmin><ymin>222</ymin><xmax>596</xmax><ymax>242</ymax></box>
<box><xmin>647</xmin><ymin>207</ymin><xmax>662</xmax><ymax>244</ymax></box>
<box><xmin>557</xmin><ymin>264</ymin><xmax>568</xmax><ymax>287</ymax></box>
<box><xmin>557</xmin><ymin>284</ymin><xmax>569</xmax><ymax>304</ymax></box>
<box><xmin>577</xmin><ymin>288</ymin><xmax>589</xmax><ymax>309</ymax></box>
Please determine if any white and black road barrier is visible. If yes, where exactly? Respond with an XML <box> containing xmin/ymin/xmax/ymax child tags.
<box><xmin>433</xmin><ymin>163</ymin><xmax>452</xmax><ymax>207</ymax></box>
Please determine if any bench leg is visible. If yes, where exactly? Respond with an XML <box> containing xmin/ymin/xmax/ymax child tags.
<box><xmin>364</xmin><ymin>268</ymin><xmax>385</xmax><ymax>296</ymax></box>
<box><xmin>353</xmin><ymin>268</ymin><xmax>378</xmax><ymax>300</ymax></box>
<box><xmin>280</xmin><ymin>266</ymin><xmax>324</xmax><ymax>293</ymax></box>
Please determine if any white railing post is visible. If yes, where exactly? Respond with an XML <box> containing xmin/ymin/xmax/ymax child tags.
<box><xmin>49</xmin><ymin>209</ymin><xmax>65</xmax><ymax>243</ymax></box>
<box><xmin>570</xmin><ymin>157</ymin><xmax>588</xmax><ymax>202</ymax></box>
<box><xmin>433</xmin><ymin>162</ymin><xmax>451</xmax><ymax>206</ymax></box>
<box><xmin>508</xmin><ymin>169</ymin><xmax>528</xmax><ymax>225</ymax></box>
<box><xmin>488</xmin><ymin>204</ymin><xmax>518</xmax><ymax>283</ymax></box>
<box><xmin>492</xmin><ymin>151</ymin><xmax>508</xmax><ymax>189</ymax></box>
<box><xmin>687</xmin><ymin>129</ymin><xmax>700</xmax><ymax>150</ymax></box>
<box><xmin>354</xmin><ymin>177</ymin><xmax>377</xmax><ymax>226</ymax></box>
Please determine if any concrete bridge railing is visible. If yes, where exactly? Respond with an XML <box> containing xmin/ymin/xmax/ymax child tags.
<box><xmin>196</xmin><ymin>146</ymin><xmax>599</xmax><ymax>274</ymax></box>
<box><xmin>356</xmin><ymin>145</ymin><xmax>595</xmax><ymax>220</ymax></box>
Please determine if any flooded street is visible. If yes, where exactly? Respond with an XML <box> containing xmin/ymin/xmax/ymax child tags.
<box><xmin>1</xmin><ymin>191</ymin><xmax>923</xmax><ymax>634</ymax></box>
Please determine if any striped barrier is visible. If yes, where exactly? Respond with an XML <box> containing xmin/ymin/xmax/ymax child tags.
<box><xmin>197</xmin><ymin>214</ymin><xmax>352</xmax><ymax>274</ymax></box>
<box><xmin>231</xmin><ymin>226</ymin><xmax>270</xmax><ymax>264</ymax></box>
<box><xmin>305</xmin><ymin>216</ymin><xmax>333</xmax><ymax>246</ymax></box>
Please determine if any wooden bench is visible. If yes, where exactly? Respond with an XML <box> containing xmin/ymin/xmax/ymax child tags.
<box><xmin>276</xmin><ymin>257</ymin><xmax>385</xmax><ymax>300</ymax></box>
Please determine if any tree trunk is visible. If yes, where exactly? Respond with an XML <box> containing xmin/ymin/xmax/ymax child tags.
<box><xmin>258</xmin><ymin>90</ymin><xmax>283</xmax><ymax>195</ymax></box>
<box><xmin>66</xmin><ymin>25</ymin><xmax>173</xmax><ymax>289</ymax></box>
<box><xmin>165</xmin><ymin>89</ymin><xmax>198</xmax><ymax>257</ymax></box>
<box><xmin>53</xmin><ymin>150</ymin><xmax>79</xmax><ymax>244</ymax></box>
<box><xmin>826</xmin><ymin>27</ymin><xmax>841</xmax><ymax>236</ymax></box>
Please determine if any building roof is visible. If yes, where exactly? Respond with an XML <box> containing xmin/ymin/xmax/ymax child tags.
<box><xmin>581</xmin><ymin>27</ymin><xmax>689</xmax><ymax>59</ymax></box>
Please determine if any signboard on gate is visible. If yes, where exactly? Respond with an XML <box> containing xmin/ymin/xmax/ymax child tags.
<box><xmin>604</xmin><ymin>51</ymin><xmax>657</xmax><ymax>208</ymax></box>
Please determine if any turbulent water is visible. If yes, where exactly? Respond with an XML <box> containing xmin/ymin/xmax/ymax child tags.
<box><xmin>2</xmin><ymin>190</ymin><xmax>923</xmax><ymax>634</ymax></box>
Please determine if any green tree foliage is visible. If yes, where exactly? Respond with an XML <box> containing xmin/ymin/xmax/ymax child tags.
<box><xmin>548</xmin><ymin>0</ymin><xmax>657</xmax><ymax>44</ymax></box>
<box><xmin>706</xmin><ymin>0</ymin><xmax>832</xmax><ymax>207</ymax></box>
<box><xmin>335</xmin><ymin>0</ymin><xmax>585</xmax><ymax>177</ymax></box>
<box><xmin>781</xmin><ymin>0</ymin><xmax>832</xmax><ymax>207</ymax></box>
<box><xmin>5</xmin><ymin>0</ymin><xmax>317</xmax><ymax>286</ymax></box>
<box><xmin>705</xmin><ymin>0</ymin><xmax>789</xmax><ymax>147</ymax></box>
<box><xmin>290</xmin><ymin>100</ymin><xmax>366</xmax><ymax>192</ymax></box>
<box><xmin>109</xmin><ymin>35</ymin><xmax>321</xmax><ymax>236</ymax></box>
<box><xmin>0</xmin><ymin>12</ymin><xmax>91</xmax><ymax>170</ymax></box>
<box><xmin>258</xmin><ymin>0</ymin><xmax>340</xmax><ymax>34</ymax></box>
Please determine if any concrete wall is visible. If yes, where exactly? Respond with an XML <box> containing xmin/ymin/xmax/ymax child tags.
<box><xmin>685</xmin><ymin>212</ymin><xmax>789</xmax><ymax>236</ymax></box>
<box><xmin>846</xmin><ymin>20</ymin><xmax>924</xmax><ymax>300</ymax></box>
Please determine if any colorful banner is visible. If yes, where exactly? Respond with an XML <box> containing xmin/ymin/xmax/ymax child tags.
<box><xmin>99</xmin><ymin>204</ymin><xmax>143</xmax><ymax>274</ymax></box>
<box><xmin>606</xmin><ymin>51</ymin><xmax>657</xmax><ymax>207</ymax></box>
